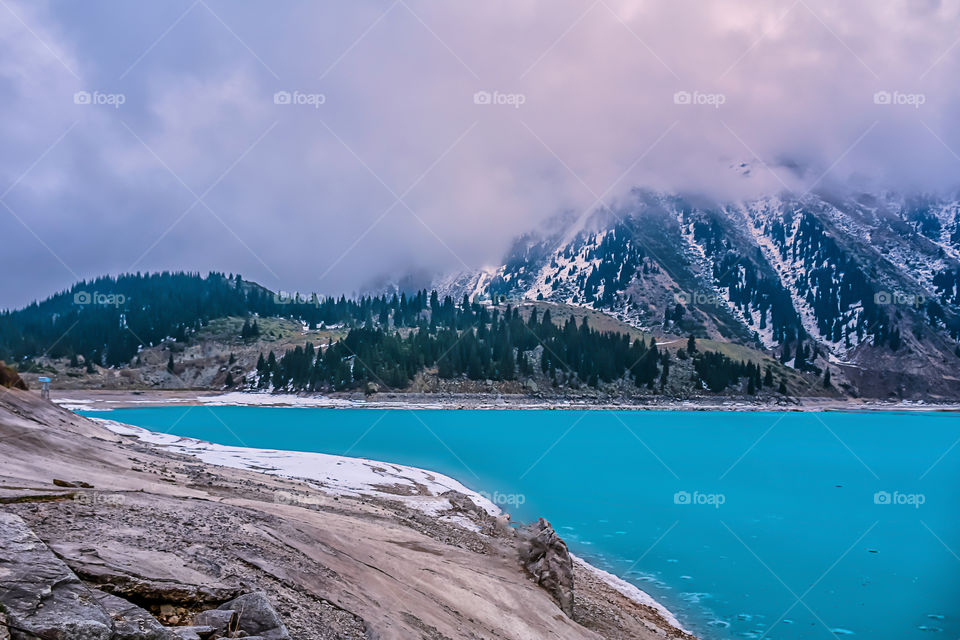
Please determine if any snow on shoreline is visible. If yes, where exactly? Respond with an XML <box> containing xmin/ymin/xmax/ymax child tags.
<box><xmin>89</xmin><ymin>416</ymin><xmax>691</xmax><ymax>635</ymax></box>
<box><xmin>91</xmin><ymin>417</ymin><xmax>500</xmax><ymax>515</ymax></box>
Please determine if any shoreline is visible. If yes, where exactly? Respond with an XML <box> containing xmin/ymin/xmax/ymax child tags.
<box><xmin>91</xmin><ymin>414</ymin><xmax>692</xmax><ymax>636</ymax></box>
<box><xmin>53</xmin><ymin>388</ymin><xmax>960</xmax><ymax>413</ymax></box>
<box><xmin>3</xmin><ymin>389</ymin><xmax>696</xmax><ymax>639</ymax></box>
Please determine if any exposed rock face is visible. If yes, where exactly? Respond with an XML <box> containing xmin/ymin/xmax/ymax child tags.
<box><xmin>89</xmin><ymin>590</ymin><xmax>175</xmax><ymax>640</ymax></box>
<box><xmin>0</xmin><ymin>389</ymin><xmax>693</xmax><ymax>640</ymax></box>
<box><xmin>49</xmin><ymin>541</ymin><xmax>242</xmax><ymax>607</ymax></box>
<box><xmin>0</xmin><ymin>512</ymin><xmax>113</xmax><ymax>640</ymax></box>
<box><xmin>520</xmin><ymin>517</ymin><xmax>575</xmax><ymax>617</ymax></box>
<box><xmin>217</xmin><ymin>592</ymin><xmax>290</xmax><ymax>640</ymax></box>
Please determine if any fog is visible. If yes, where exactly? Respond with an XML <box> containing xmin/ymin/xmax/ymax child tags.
<box><xmin>2</xmin><ymin>0</ymin><xmax>959</xmax><ymax>308</ymax></box>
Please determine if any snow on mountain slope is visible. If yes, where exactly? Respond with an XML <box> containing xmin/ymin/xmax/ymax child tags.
<box><xmin>433</xmin><ymin>189</ymin><xmax>960</xmax><ymax>372</ymax></box>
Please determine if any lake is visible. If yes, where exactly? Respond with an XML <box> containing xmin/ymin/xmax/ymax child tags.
<box><xmin>79</xmin><ymin>407</ymin><xmax>960</xmax><ymax>639</ymax></box>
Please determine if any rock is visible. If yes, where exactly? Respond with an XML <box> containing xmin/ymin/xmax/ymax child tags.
<box><xmin>442</xmin><ymin>490</ymin><xmax>484</xmax><ymax>516</ymax></box>
<box><xmin>89</xmin><ymin>589</ymin><xmax>175</xmax><ymax>640</ymax></box>
<box><xmin>50</xmin><ymin>542</ymin><xmax>242</xmax><ymax>606</ymax></box>
<box><xmin>519</xmin><ymin>517</ymin><xmax>574</xmax><ymax>617</ymax></box>
<box><xmin>0</xmin><ymin>512</ymin><xmax>113</xmax><ymax>640</ymax></box>
<box><xmin>0</xmin><ymin>361</ymin><xmax>27</xmax><ymax>390</ymax></box>
<box><xmin>493</xmin><ymin>513</ymin><xmax>513</xmax><ymax>535</ymax></box>
<box><xmin>167</xmin><ymin>627</ymin><xmax>215</xmax><ymax>640</ymax></box>
<box><xmin>217</xmin><ymin>593</ymin><xmax>290</xmax><ymax>640</ymax></box>
<box><xmin>52</xmin><ymin>479</ymin><xmax>94</xmax><ymax>488</ymax></box>
<box><xmin>191</xmin><ymin>609</ymin><xmax>237</xmax><ymax>634</ymax></box>
<box><xmin>364</xmin><ymin>382</ymin><xmax>379</xmax><ymax>395</ymax></box>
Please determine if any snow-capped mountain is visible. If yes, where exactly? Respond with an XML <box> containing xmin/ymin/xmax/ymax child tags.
<box><xmin>436</xmin><ymin>188</ymin><xmax>960</xmax><ymax>398</ymax></box>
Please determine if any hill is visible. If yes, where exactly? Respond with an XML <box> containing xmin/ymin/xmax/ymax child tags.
<box><xmin>0</xmin><ymin>272</ymin><xmax>835</xmax><ymax>402</ymax></box>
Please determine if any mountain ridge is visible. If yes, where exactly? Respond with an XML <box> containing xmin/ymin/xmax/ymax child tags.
<box><xmin>423</xmin><ymin>188</ymin><xmax>960</xmax><ymax>398</ymax></box>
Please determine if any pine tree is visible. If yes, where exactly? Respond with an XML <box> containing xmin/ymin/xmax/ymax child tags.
<box><xmin>687</xmin><ymin>335</ymin><xmax>697</xmax><ymax>353</ymax></box>
<box><xmin>823</xmin><ymin>368</ymin><xmax>832</xmax><ymax>388</ymax></box>
<box><xmin>225</xmin><ymin>372</ymin><xmax>235</xmax><ymax>387</ymax></box>
<box><xmin>778</xmin><ymin>379</ymin><xmax>787</xmax><ymax>394</ymax></box>
<box><xmin>167</xmin><ymin>352</ymin><xmax>175</xmax><ymax>373</ymax></box>
<box><xmin>764</xmin><ymin>366</ymin><xmax>774</xmax><ymax>387</ymax></box>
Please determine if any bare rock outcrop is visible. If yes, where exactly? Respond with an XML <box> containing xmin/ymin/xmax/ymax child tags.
<box><xmin>89</xmin><ymin>590</ymin><xmax>175</xmax><ymax>640</ymax></box>
<box><xmin>519</xmin><ymin>517</ymin><xmax>575</xmax><ymax>617</ymax></box>
<box><xmin>0</xmin><ymin>512</ymin><xmax>113</xmax><ymax>640</ymax></box>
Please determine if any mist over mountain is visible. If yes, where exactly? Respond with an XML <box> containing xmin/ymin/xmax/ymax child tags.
<box><xmin>417</xmin><ymin>186</ymin><xmax>960</xmax><ymax>398</ymax></box>
<box><xmin>4</xmin><ymin>1</ymin><xmax>960</xmax><ymax>308</ymax></box>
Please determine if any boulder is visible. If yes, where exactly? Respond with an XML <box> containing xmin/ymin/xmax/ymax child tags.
<box><xmin>49</xmin><ymin>542</ymin><xmax>242</xmax><ymax>606</ymax></box>
<box><xmin>0</xmin><ymin>512</ymin><xmax>112</xmax><ymax>640</ymax></box>
<box><xmin>217</xmin><ymin>593</ymin><xmax>290</xmax><ymax>640</ymax></box>
<box><xmin>89</xmin><ymin>589</ymin><xmax>175</xmax><ymax>640</ymax></box>
<box><xmin>166</xmin><ymin>628</ymin><xmax>214</xmax><ymax>640</ymax></box>
<box><xmin>519</xmin><ymin>517</ymin><xmax>574</xmax><ymax>617</ymax></box>
<box><xmin>191</xmin><ymin>609</ymin><xmax>237</xmax><ymax>635</ymax></box>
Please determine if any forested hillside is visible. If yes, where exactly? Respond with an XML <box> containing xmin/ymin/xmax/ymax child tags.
<box><xmin>0</xmin><ymin>272</ymin><xmax>799</xmax><ymax>399</ymax></box>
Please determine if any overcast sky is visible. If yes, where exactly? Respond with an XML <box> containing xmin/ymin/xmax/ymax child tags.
<box><xmin>2</xmin><ymin>0</ymin><xmax>959</xmax><ymax>309</ymax></box>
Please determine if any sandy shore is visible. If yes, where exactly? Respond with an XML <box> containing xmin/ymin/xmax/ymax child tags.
<box><xmin>52</xmin><ymin>388</ymin><xmax>960</xmax><ymax>412</ymax></box>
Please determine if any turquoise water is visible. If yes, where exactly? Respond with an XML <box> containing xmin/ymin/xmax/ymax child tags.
<box><xmin>80</xmin><ymin>407</ymin><xmax>959</xmax><ymax>639</ymax></box>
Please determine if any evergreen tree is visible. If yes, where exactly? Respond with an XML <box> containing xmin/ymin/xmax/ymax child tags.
<box><xmin>823</xmin><ymin>368</ymin><xmax>832</xmax><ymax>388</ymax></box>
<box><xmin>167</xmin><ymin>352</ymin><xmax>175</xmax><ymax>373</ymax></box>
<box><xmin>687</xmin><ymin>335</ymin><xmax>697</xmax><ymax>353</ymax></box>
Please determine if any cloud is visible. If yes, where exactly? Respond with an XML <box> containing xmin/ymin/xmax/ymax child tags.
<box><xmin>2</xmin><ymin>0</ymin><xmax>960</xmax><ymax>308</ymax></box>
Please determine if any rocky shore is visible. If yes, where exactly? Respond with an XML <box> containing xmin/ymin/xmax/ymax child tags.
<box><xmin>0</xmin><ymin>389</ymin><xmax>694</xmax><ymax>639</ymax></box>
<box><xmin>52</xmin><ymin>388</ymin><xmax>960</xmax><ymax>413</ymax></box>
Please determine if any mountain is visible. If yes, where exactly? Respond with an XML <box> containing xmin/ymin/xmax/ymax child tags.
<box><xmin>432</xmin><ymin>189</ymin><xmax>960</xmax><ymax>399</ymax></box>
<box><xmin>1</xmin><ymin>271</ymin><xmax>816</xmax><ymax>401</ymax></box>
